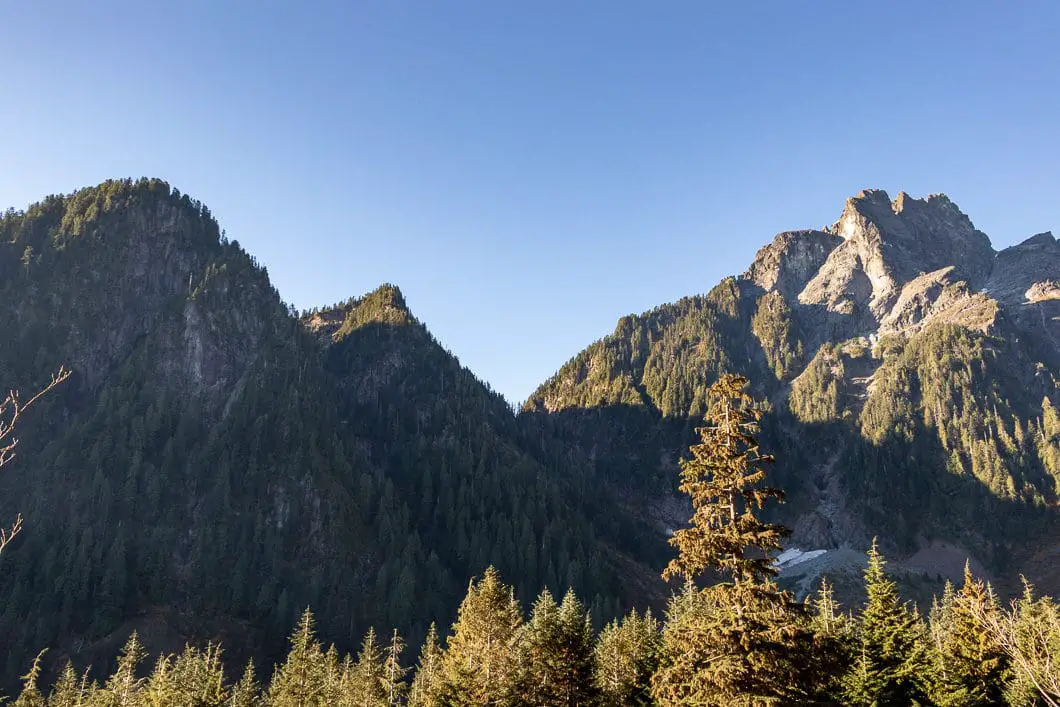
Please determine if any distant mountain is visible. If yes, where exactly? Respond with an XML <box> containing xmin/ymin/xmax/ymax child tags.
<box><xmin>524</xmin><ymin>189</ymin><xmax>1060</xmax><ymax>601</ymax></box>
<box><xmin>0</xmin><ymin>179</ymin><xmax>656</xmax><ymax>686</ymax></box>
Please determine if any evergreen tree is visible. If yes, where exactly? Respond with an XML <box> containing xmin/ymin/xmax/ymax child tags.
<box><xmin>929</xmin><ymin>565</ymin><xmax>1009</xmax><ymax>706</ymax></box>
<box><xmin>351</xmin><ymin>628</ymin><xmax>387</xmax><ymax>706</ymax></box>
<box><xmin>228</xmin><ymin>662</ymin><xmax>261</xmax><ymax>707</ymax></box>
<box><xmin>318</xmin><ymin>646</ymin><xmax>344</xmax><ymax>707</ymax></box>
<box><xmin>593</xmin><ymin>610</ymin><xmax>659</xmax><ymax>707</ymax></box>
<box><xmin>47</xmin><ymin>662</ymin><xmax>95</xmax><ymax>707</ymax></box>
<box><xmin>843</xmin><ymin>542</ymin><xmax>933</xmax><ymax>706</ymax></box>
<box><xmin>169</xmin><ymin>644</ymin><xmax>228</xmax><ymax>706</ymax></box>
<box><xmin>509</xmin><ymin>589</ymin><xmax>562</xmax><ymax>706</ymax></box>
<box><xmin>810</xmin><ymin>577</ymin><xmax>854</xmax><ymax>701</ymax></box>
<box><xmin>13</xmin><ymin>650</ymin><xmax>47</xmax><ymax>707</ymax></box>
<box><xmin>407</xmin><ymin>624</ymin><xmax>444</xmax><ymax>707</ymax></box>
<box><xmin>96</xmin><ymin>632</ymin><xmax>147</xmax><ymax>707</ymax></box>
<box><xmin>382</xmin><ymin>630</ymin><xmax>408</xmax><ymax>706</ymax></box>
<box><xmin>989</xmin><ymin>580</ymin><xmax>1060</xmax><ymax>706</ymax></box>
<box><xmin>652</xmin><ymin>374</ymin><xmax>832</xmax><ymax>706</ymax></box>
<box><xmin>661</xmin><ymin>373</ymin><xmax>788</xmax><ymax>587</ymax></box>
<box><xmin>440</xmin><ymin>567</ymin><xmax>524</xmax><ymax>706</ymax></box>
<box><xmin>553</xmin><ymin>591</ymin><xmax>596</xmax><ymax>707</ymax></box>
<box><xmin>142</xmin><ymin>655</ymin><xmax>176</xmax><ymax>706</ymax></box>
<box><xmin>266</xmin><ymin>609</ymin><xmax>327</xmax><ymax>707</ymax></box>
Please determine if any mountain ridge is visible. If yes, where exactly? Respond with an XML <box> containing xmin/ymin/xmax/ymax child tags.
<box><xmin>0</xmin><ymin>179</ymin><xmax>654</xmax><ymax>687</ymax></box>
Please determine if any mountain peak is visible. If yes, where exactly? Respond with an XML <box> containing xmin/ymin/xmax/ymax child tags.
<box><xmin>305</xmin><ymin>283</ymin><xmax>413</xmax><ymax>343</ymax></box>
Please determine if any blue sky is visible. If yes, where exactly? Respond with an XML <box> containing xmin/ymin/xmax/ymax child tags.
<box><xmin>2</xmin><ymin>2</ymin><xmax>1057</xmax><ymax>404</ymax></box>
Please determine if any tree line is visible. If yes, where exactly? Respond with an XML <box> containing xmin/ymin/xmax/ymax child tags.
<box><xmin>7</xmin><ymin>375</ymin><xmax>1060</xmax><ymax>706</ymax></box>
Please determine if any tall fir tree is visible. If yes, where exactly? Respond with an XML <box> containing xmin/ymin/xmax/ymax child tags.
<box><xmin>929</xmin><ymin>564</ymin><xmax>1010</xmax><ymax>706</ymax></box>
<box><xmin>46</xmin><ymin>662</ymin><xmax>95</xmax><ymax>707</ymax></box>
<box><xmin>553</xmin><ymin>591</ymin><xmax>597</xmax><ymax>707</ymax></box>
<box><xmin>266</xmin><ymin>608</ymin><xmax>328</xmax><ymax>707</ymax></box>
<box><xmin>440</xmin><ymin>566</ymin><xmax>524</xmax><ymax>706</ymax></box>
<box><xmin>810</xmin><ymin>577</ymin><xmax>854</xmax><ymax>701</ymax></box>
<box><xmin>381</xmin><ymin>629</ymin><xmax>409</xmax><ymax>706</ymax></box>
<box><xmin>509</xmin><ymin>588</ymin><xmax>596</xmax><ymax>707</ymax></box>
<box><xmin>407</xmin><ymin>624</ymin><xmax>445</xmax><ymax>707</ymax></box>
<box><xmin>661</xmin><ymin>373</ymin><xmax>787</xmax><ymax>587</ymax></box>
<box><xmin>652</xmin><ymin>374</ymin><xmax>833</xmax><ymax>706</ymax></box>
<box><xmin>842</xmin><ymin>541</ymin><xmax>934</xmax><ymax>706</ymax></box>
<box><xmin>228</xmin><ymin>662</ymin><xmax>261</xmax><ymax>707</ymax></box>
<box><xmin>96</xmin><ymin>632</ymin><xmax>147</xmax><ymax>707</ymax></box>
<box><xmin>351</xmin><ymin>627</ymin><xmax>387</xmax><ymax>706</ymax></box>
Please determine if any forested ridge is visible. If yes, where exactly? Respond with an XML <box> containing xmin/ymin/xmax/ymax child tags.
<box><xmin>0</xmin><ymin>180</ymin><xmax>660</xmax><ymax>691</ymax></box>
<box><xmin>7</xmin><ymin>376</ymin><xmax>1060</xmax><ymax>706</ymax></box>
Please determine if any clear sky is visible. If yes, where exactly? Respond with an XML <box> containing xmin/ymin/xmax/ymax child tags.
<box><xmin>2</xmin><ymin>2</ymin><xmax>1057</xmax><ymax>404</ymax></box>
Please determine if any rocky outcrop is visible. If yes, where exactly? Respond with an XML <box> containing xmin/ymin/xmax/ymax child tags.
<box><xmin>987</xmin><ymin>232</ymin><xmax>1060</xmax><ymax>304</ymax></box>
<box><xmin>744</xmin><ymin>230</ymin><xmax>842</xmax><ymax>300</ymax></box>
<box><xmin>797</xmin><ymin>190</ymin><xmax>995</xmax><ymax>335</ymax></box>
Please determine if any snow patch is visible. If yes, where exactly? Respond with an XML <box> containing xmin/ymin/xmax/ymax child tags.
<box><xmin>773</xmin><ymin>547</ymin><xmax>828</xmax><ymax>570</ymax></box>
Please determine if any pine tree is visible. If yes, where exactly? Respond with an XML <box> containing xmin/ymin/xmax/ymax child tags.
<box><xmin>382</xmin><ymin>630</ymin><xmax>408</xmax><ymax>706</ymax></box>
<box><xmin>142</xmin><ymin>654</ymin><xmax>178</xmax><ymax>706</ymax></box>
<box><xmin>97</xmin><ymin>632</ymin><xmax>147</xmax><ymax>707</ymax></box>
<box><xmin>228</xmin><ymin>662</ymin><xmax>261</xmax><ymax>707</ymax></box>
<box><xmin>509</xmin><ymin>589</ymin><xmax>561</xmax><ymax>706</ymax></box>
<box><xmin>168</xmin><ymin>644</ymin><xmax>228</xmax><ymax>706</ymax></box>
<box><xmin>928</xmin><ymin>564</ymin><xmax>1009</xmax><ymax>706</ymax></box>
<box><xmin>318</xmin><ymin>645</ymin><xmax>344</xmax><ymax>706</ymax></box>
<box><xmin>351</xmin><ymin>627</ymin><xmax>388</xmax><ymax>706</ymax></box>
<box><xmin>810</xmin><ymin>577</ymin><xmax>854</xmax><ymax>702</ymax></box>
<box><xmin>553</xmin><ymin>590</ymin><xmax>596</xmax><ymax>707</ymax></box>
<box><xmin>843</xmin><ymin>542</ymin><xmax>933</xmax><ymax>705</ymax></box>
<box><xmin>47</xmin><ymin>662</ymin><xmax>95</xmax><ymax>707</ymax></box>
<box><xmin>13</xmin><ymin>650</ymin><xmax>47</xmax><ymax>707</ymax></box>
<box><xmin>661</xmin><ymin>373</ymin><xmax>787</xmax><ymax>587</ymax></box>
<box><xmin>593</xmin><ymin>609</ymin><xmax>659</xmax><ymax>707</ymax></box>
<box><xmin>266</xmin><ymin>608</ymin><xmax>327</xmax><ymax>707</ymax></box>
<box><xmin>651</xmin><ymin>374</ymin><xmax>831</xmax><ymax>706</ymax></box>
<box><xmin>408</xmin><ymin>624</ymin><xmax>444</xmax><ymax>707</ymax></box>
<box><xmin>440</xmin><ymin>566</ymin><xmax>524</xmax><ymax>706</ymax></box>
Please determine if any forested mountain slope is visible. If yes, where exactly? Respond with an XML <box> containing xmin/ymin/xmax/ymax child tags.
<box><xmin>0</xmin><ymin>179</ymin><xmax>655</xmax><ymax>687</ymax></box>
<box><xmin>1</xmin><ymin>180</ymin><xmax>1056</xmax><ymax>691</ymax></box>
<box><xmin>524</xmin><ymin>189</ymin><xmax>1060</xmax><ymax>597</ymax></box>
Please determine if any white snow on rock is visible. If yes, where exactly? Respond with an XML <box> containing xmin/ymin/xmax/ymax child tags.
<box><xmin>773</xmin><ymin>547</ymin><xmax>828</xmax><ymax>570</ymax></box>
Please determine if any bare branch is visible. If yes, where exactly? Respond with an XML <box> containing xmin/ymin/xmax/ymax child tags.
<box><xmin>0</xmin><ymin>366</ymin><xmax>69</xmax><ymax>556</ymax></box>
<box><xmin>0</xmin><ymin>512</ymin><xmax>22</xmax><ymax>554</ymax></box>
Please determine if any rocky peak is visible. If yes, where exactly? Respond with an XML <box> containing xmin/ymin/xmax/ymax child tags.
<box><xmin>799</xmin><ymin>189</ymin><xmax>995</xmax><ymax>329</ymax></box>
<box><xmin>304</xmin><ymin>284</ymin><xmax>413</xmax><ymax>344</ymax></box>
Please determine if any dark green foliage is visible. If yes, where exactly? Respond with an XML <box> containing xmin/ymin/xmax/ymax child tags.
<box><xmin>0</xmin><ymin>181</ymin><xmax>642</xmax><ymax>689</ymax></box>
<box><xmin>842</xmin><ymin>543</ymin><xmax>934</xmax><ymax>706</ymax></box>
<box><xmin>509</xmin><ymin>589</ymin><xmax>597</xmax><ymax>706</ymax></box>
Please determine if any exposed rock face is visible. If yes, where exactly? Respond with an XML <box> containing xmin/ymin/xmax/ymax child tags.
<box><xmin>744</xmin><ymin>230</ymin><xmax>842</xmax><ymax>300</ymax></box>
<box><xmin>988</xmin><ymin>232</ymin><xmax>1060</xmax><ymax>303</ymax></box>
<box><xmin>797</xmin><ymin>190</ymin><xmax>996</xmax><ymax>336</ymax></box>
